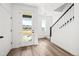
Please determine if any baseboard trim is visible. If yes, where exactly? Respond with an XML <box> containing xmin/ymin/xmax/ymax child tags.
<box><xmin>51</xmin><ymin>42</ymin><xmax>74</xmax><ymax>56</ymax></box>
<box><xmin>7</xmin><ymin>45</ymin><xmax>35</xmax><ymax>56</ymax></box>
<box><xmin>38</xmin><ymin>37</ymin><xmax>50</xmax><ymax>40</ymax></box>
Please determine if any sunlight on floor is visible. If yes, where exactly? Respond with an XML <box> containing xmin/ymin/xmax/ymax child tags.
<box><xmin>21</xmin><ymin>30</ymin><xmax>32</xmax><ymax>42</ymax></box>
<box><xmin>22</xmin><ymin>35</ymin><xmax>32</xmax><ymax>42</ymax></box>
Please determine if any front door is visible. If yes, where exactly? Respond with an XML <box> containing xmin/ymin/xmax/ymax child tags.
<box><xmin>12</xmin><ymin>4</ymin><xmax>38</xmax><ymax>48</ymax></box>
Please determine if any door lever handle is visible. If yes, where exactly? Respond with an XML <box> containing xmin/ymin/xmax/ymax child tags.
<box><xmin>32</xmin><ymin>32</ymin><xmax>34</xmax><ymax>33</ymax></box>
<box><xmin>0</xmin><ymin>36</ymin><xmax>4</xmax><ymax>39</ymax></box>
<box><xmin>32</xmin><ymin>30</ymin><xmax>34</xmax><ymax>33</ymax></box>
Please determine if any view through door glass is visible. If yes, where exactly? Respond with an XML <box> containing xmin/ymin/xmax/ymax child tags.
<box><xmin>21</xmin><ymin>14</ymin><xmax>32</xmax><ymax>42</ymax></box>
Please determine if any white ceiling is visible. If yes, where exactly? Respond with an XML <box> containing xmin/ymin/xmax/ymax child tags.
<box><xmin>18</xmin><ymin>3</ymin><xmax>72</xmax><ymax>16</ymax></box>
<box><xmin>54</xmin><ymin>3</ymin><xmax>72</xmax><ymax>12</ymax></box>
<box><xmin>24</xmin><ymin>3</ymin><xmax>64</xmax><ymax>16</ymax></box>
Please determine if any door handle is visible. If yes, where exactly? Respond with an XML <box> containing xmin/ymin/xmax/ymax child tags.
<box><xmin>0</xmin><ymin>36</ymin><xmax>4</xmax><ymax>39</ymax></box>
<box><xmin>32</xmin><ymin>31</ymin><xmax>34</xmax><ymax>33</ymax></box>
<box><xmin>32</xmin><ymin>30</ymin><xmax>34</xmax><ymax>33</ymax></box>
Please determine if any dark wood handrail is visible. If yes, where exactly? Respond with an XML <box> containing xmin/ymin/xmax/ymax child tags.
<box><xmin>50</xmin><ymin>3</ymin><xmax>74</xmax><ymax>37</ymax></box>
<box><xmin>51</xmin><ymin>3</ymin><xmax>74</xmax><ymax>28</ymax></box>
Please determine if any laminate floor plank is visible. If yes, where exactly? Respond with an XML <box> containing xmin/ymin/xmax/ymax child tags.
<box><xmin>8</xmin><ymin>38</ymin><xmax>73</xmax><ymax>56</ymax></box>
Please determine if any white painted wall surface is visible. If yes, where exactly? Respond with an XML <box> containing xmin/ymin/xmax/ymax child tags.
<box><xmin>37</xmin><ymin>15</ymin><xmax>53</xmax><ymax>39</ymax></box>
<box><xmin>37</xmin><ymin>15</ymin><xmax>47</xmax><ymax>38</ymax></box>
<box><xmin>37</xmin><ymin>3</ymin><xmax>72</xmax><ymax>39</ymax></box>
<box><xmin>73</xmin><ymin>3</ymin><xmax>79</xmax><ymax>55</ymax></box>
<box><xmin>51</xmin><ymin>4</ymin><xmax>79</xmax><ymax>55</ymax></box>
<box><xmin>0</xmin><ymin>4</ymin><xmax>11</xmax><ymax>56</ymax></box>
<box><xmin>46</xmin><ymin>16</ymin><xmax>53</xmax><ymax>39</ymax></box>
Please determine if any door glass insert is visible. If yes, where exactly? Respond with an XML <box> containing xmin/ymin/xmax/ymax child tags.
<box><xmin>22</xmin><ymin>14</ymin><xmax>32</xmax><ymax>42</ymax></box>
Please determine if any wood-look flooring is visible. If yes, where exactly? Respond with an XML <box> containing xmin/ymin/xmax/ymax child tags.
<box><xmin>8</xmin><ymin>38</ymin><xmax>73</xmax><ymax>56</ymax></box>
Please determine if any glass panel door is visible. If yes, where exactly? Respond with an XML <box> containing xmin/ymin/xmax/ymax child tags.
<box><xmin>22</xmin><ymin>14</ymin><xmax>32</xmax><ymax>42</ymax></box>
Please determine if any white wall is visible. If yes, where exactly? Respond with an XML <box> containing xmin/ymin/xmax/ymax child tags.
<box><xmin>37</xmin><ymin>15</ymin><xmax>47</xmax><ymax>38</ymax></box>
<box><xmin>46</xmin><ymin>16</ymin><xmax>53</xmax><ymax>38</ymax></box>
<box><xmin>73</xmin><ymin>3</ymin><xmax>79</xmax><ymax>55</ymax></box>
<box><xmin>51</xmin><ymin>4</ymin><xmax>79</xmax><ymax>55</ymax></box>
<box><xmin>37</xmin><ymin>3</ymin><xmax>71</xmax><ymax>39</ymax></box>
<box><xmin>52</xmin><ymin>3</ymin><xmax>72</xmax><ymax>24</ymax></box>
<box><xmin>37</xmin><ymin>15</ymin><xmax>53</xmax><ymax>39</ymax></box>
<box><xmin>0</xmin><ymin>4</ymin><xmax>12</xmax><ymax>56</ymax></box>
